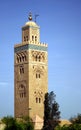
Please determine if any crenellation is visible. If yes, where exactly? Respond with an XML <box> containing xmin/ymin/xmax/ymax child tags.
<box><xmin>14</xmin><ymin>41</ymin><xmax>48</xmax><ymax>48</ymax></box>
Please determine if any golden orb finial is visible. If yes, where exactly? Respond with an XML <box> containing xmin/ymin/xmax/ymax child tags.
<box><xmin>28</xmin><ymin>12</ymin><xmax>32</xmax><ymax>21</ymax></box>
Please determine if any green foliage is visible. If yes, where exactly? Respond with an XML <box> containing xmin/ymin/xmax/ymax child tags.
<box><xmin>2</xmin><ymin>116</ymin><xmax>34</xmax><ymax>130</ymax></box>
<box><xmin>2</xmin><ymin>116</ymin><xmax>22</xmax><ymax>130</ymax></box>
<box><xmin>43</xmin><ymin>91</ymin><xmax>60</xmax><ymax>130</ymax></box>
<box><xmin>70</xmin><ymin>113</ymin><xmax>81</xmax><ymax>124</ymax></box>
<box><xmin>22</xmin><ymin>116</ymin><xmax>34</xmax><ymax>130</ymax></box>
<box><xmin>55</xmin><ymin>113</ymin><xmax>81</xmax><ymax>130</ymax></box>
<box><xmin>24</xmin><ymin>122</ymin><xmax>34</xmax><ymax>130</ymax></box>
<box><xmin>55</xmin><ymin>124</ymin><xmax>81</xmax><ymax>130</ymax></box>
<box><xmin>55</xmin><ymin>125</ymin><xmax>69</xmax><ymax>130</ymax></box>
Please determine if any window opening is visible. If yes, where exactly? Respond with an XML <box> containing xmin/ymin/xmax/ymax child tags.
<box><xmin>32</xmin><ymin>35</ymin><xmax>34</xmax><ymax>41</ymax></box>
<box><xmin>20</xmin><ymin>66</ymin><xmax>24</xmax><ymax>74</ymax></box>
<box><xmin>26</xmin><ymin>36</ymin><xmax>28</xmax><ymax>41</ymax></box>
<box><xmin>24</xmin><ymin>36</ymin><xmax>26</xmax><ymax>41</ymax></box>
<box><xmin>20</xmin><ymin>57</ymin><xmax>22</xmax><ymax>62</ymax></box>
<box><xmin>36</xmin><ymin>72</ymin><xmax>41</xmax><ymax>78</ymax></box>
<box><xmin>36</xmin><ymin>55</ymin><xmax>37</xmax><ymax>61</ymax></box>
<box><xmin>39</xmin><ymin>74</ymin><xmax>40</xmax><ymax>78</ymax></box>
<box><xmin>17</xmin><ymin>57</ymin><xmax>19</xmax><ymax>63</ymax></box>
<box><xmin>35</xmin><ymin>36</ymin><xmax>37</xmax><ymax>41</ymax></box>
<box><xmin>39</xmin><ymin>98</ymin><xmax>41</xmax><ymax>103</ymax></box>
<box><xmin>36</xmin><ymin>73</ymin><xmax>38</xmax><ymax>78</ymax></box>
<box><xmin>36</xmin><ymin>97</ymin><xmax>38</xmax><ymax>103</ymax></box>
<box><xmin>22</xmin><ymin>56</ymin><xmax>24</xmax><ymax>62</ymax></box>
<box><xmin>39</xmin><ymin>56</ymin><xmax>41</xmax><ymax>62</ymax></box>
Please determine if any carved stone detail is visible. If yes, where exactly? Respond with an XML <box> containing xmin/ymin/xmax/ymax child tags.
<box><xmin>15</xmin><ymin>51</ymin><xmax>27</xmax><ymax>63</ymax></box>
<box><xmin>16</xmin><ymin>81</ymin><xmax>27</xmax><ymax>98</ymax></box>
<box><xmin>33</xmin><ymin>65</ymin><xmax>44</xmax><ymax>79</ymax></box>
<box><xmin>31</xmin><ymin>50</ymin><xmax>45</xmax><ymax>62</ymax></box>
<box><xmin>34</xmin><ymin>91</ymin><xmax>43</xmax><ymax>103</ymax></box>
<box><xmin>18</xmin><ymin>84</ymin><xmax>26</xmax><ymax>98</ymax></box>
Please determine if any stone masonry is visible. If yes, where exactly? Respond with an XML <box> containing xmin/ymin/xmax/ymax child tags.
<box><xmin>14</xmin><ymin>13</ymin><xmax>48</xmax><ymax>129</ymax></box>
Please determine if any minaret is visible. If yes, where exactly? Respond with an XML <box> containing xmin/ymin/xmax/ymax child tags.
<box><xmin>14</xmin><ymin>13</ymin><xmax>48</xmax><ymax>121</ymax></box>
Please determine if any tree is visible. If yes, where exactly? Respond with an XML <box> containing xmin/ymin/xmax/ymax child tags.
<box><xmin>55</xmin><ymin>113</ymin><xmax>81</xmax><ymax>130</ymax></box>
<box><xmin>2</xmin><ymin>116</ymin><xmax>34</xmax><ymax>130</ymax></box>
<box><xmin>43</xmin><ymin>91</ymin><xmax>60</xmax><ymax>130</ymax></box>
<box><xmin>22</xmin><ymin>116</ymin><xmax>34</xmax><ymax>130</ymax></box>
<box><xmin>55</xmin><ymin>125</ymin><xmax>69</xmax><ymax>130</ymax></box>
<box><xmin>2</xmin><ymin>116</ymin><xmax>23</xmax><ymax>130</ymax></box>
<box><xmin>55</xmin><ymin>124</ymin><xmax>81</xmax><ymax>130</ymax></box>
<box><xmin>70</xmin><ymin>113</ymin><xmax>81</xmax><ymax>124</ymax></box>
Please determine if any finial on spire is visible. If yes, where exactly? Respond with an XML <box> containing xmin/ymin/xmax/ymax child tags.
<box><xmin>35</xmin><ymin>14</ymin><xmax>39</xmax><ymax>23</ymax></box>
<box><xmin>28</xmin><ymin>12</ymin><xmax>32</xmax><ymax>21</ymax></box>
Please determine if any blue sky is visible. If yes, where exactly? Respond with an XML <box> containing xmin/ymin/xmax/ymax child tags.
<box><xmin>0</xmin><ymin>0</ymin><xmax>81</xmax><ymax>119</ymax></box>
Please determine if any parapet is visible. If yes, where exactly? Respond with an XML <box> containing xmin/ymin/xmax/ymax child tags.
<box><xmin>14</xmin><ymin>41</ymin><xmax>48</xmax><ymax>48</ymax></box>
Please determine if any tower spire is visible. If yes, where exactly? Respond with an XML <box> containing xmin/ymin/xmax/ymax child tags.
<box><xmin>28</xmin><ymin>12</ymin><xmax>32</xmax><ymax>21</ymax></box>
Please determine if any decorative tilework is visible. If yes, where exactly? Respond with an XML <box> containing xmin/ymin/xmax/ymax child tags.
<box><xmin>14</xmin><ymin>44</ymin><xmax>28</xmax><ymax>53</ymax></box>
<box><xmin>14</xmin><ymin>44</ymin><xmax>47</xmax><ymax>53</ymax></box>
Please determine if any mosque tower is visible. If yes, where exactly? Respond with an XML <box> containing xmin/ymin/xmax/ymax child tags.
<box><xmin>14</xmin><ymin>13</ymin><xmax>48</xmax><ymax>124</ymax></box>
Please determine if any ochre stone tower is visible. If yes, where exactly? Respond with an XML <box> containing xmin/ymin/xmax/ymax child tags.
<box><xmin>14</xmin><ymin>13</ymin><xmax>48</xmax><ymax>121</ymax></box>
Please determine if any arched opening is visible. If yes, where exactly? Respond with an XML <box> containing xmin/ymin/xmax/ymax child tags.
<box><xmin>32</xmin><ymin>35</ymin><xmax>34</xmax><ymax>41</ymax></box>
<box><xmin>36</xmin><ymin>97</ymin><xmax>38</xmax><ymax>103</ymax></box>
<box><xmin>35</xmin><ymin>36</ymin><xmax>37</xmax><ymax>42</ymax></box>
<box><xmin>18</xmin><ymin>84</ymin><xmax>26</xmax><ymax>98</ymax></box>
<box><xmin>24</xmin><ymin>36</ymin><xmax>26</xmax><ymax>41</ymax></box>
<box><xmin>39</xmin><ymin>98</ymin><xmax>41</xmax><ymax>103</ymax></box>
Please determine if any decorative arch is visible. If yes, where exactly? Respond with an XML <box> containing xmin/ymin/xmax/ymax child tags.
<box><xmin>19</xmin><ymin>65</ymin><xmax>24</xmax><ymax>74</ymax></box>
<box><xmin>31</xmin><ymin>51</ymin><xmax>45</xmax><ymax>62</ymax></box>
<box><xmin>33</xmin><ymin>66</ymin><xmax>44</xmax><ymax>79</ymax></box>
<box><xmin>18</xmin><ymin>84</ymin><xmax>26</xmax><ymax>98</ymax></box>
<box><xmin>16</xmin><ymin>51</ymin><xmax>27</xmax><ymax>63</ymax></box>
<box><xmin>34</xmin><ymin>91</ymin><xmax>43</xmax><ymax>103</ymax></box>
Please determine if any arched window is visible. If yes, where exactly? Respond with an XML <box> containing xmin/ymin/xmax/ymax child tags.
<box><xmin>35</xmin><ymin>55</ymin><xmax>41</xmax><ymax>62</ymax></box>
<box><xmin>36</xmin><ymin>97</ymin><xmax>41</xmax><ymax>103</ymax></box>
<box><xmin>22</xmin><ymin>56</ymin><xmax>25</xmax><ymax>62</ymax></box>
<box><xmin>39</xmin><ymin>56</ymin><xmax>41</xmax><ymax>62</ymax></box>
<box><xmin>35</xmin><ymin>36</ymin><xmax>37</xmax><ymax>42</ymax></box>
<box><xmin>36</xmin><ymin>97</ymin><xmax>38</xmax><ymax>103</ymax></box>
<box><xmin>19</xmin><ymin>84</ymin><xmax>26</xmax><ymax>98</ymax></box>
<box><xmin>24</xmin><ymin>92</ymin><xmax>26</xmax><ymax>97</ymax></box>
<box><xmin>24</xmin><ymin>36</ymin><xmax>26</xmax><ymax>41</ymax></box>
<box><xmin>36</xmin><ymin>55</ymin><xmax>37</xmax><ymax>61</ymax></box>
<box><xmin>32</xmin><ymin>35</ymin><xmax>34</xmax><ymax>41</ymax></box>
<box><xmin>22</xmin><ymin>67</ymin><xmax>24</xmax><ymax>73</ymax></box>
<box><xmin>39</xmin><ymin>98</ymin><xmax>41</xmax><ymax>103</ymax></box>
<box><xmin>39</xmin><ymin>73</ymin><xmax>40</xmax><ymax>78</ymax></box>
<box><xmin>20</xmin><ymin>57</ymin><xmax>22</xmax><ymax>62</ymax></box>
<box><xmin>36</xmin><ymin>72</ymin><xmax>41</xmax><ymax>79</ymax></box>
<box><xmin>26</xmin><ymin>36</ymin><xmax>28</xmax><ymax>41</ymax></box>
<box><xmin>17</xmin><ymin>57</ymin><xmax>19</xmax><ymax>63</ymax></box>
<box><xmin>24</xmin><ymin>55</ymin><xmax>26</xmax><ymax>61</ymax></box>
<box><xmin>20</xmin><ymin>66</ymin><xmax>24</xmax><ymax>74</ymax></box>
<box><xmin>36</xmin><ymin>73</ymin><xmax>38</xmax><ymax>78</ymax></box>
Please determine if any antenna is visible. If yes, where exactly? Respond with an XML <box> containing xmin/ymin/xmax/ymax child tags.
<box><xmin>35</xmin><ymin>14</ymin><xmax>39</xmax><ymax>23</ymax></box>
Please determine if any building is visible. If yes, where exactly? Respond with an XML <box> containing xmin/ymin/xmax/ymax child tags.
<box><xmin>0</xmin><ymin>119</ymin><xmax>5</xmax><ymax>130</ymax></box>
<box><xmin>14</xmin><ymin>13</ymin><xmax>48</xmax><ymax>127</ymax></box>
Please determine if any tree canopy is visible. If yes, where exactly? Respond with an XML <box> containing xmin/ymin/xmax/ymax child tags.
<box><xmin>2</xmin><ymin>116</ymin><xmax>34</xmax><ymax>130</ymax></box>
<box><xmin>2</xmin><ymin>116</ymin><xmax>23</xmax><ymax>130</ymax></box>
<box><xmin>43</xmin><ymin>91</ymin><xmax>60</xmax><ymax>130</ymax></box>
<box><xmin>70</xmin><ymin>113</ymin><xmax>81</xmax><ymax>124</ymax></box>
